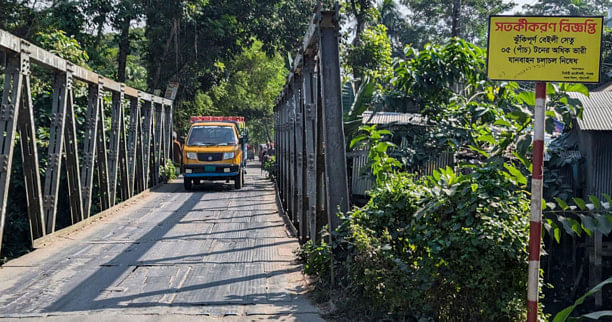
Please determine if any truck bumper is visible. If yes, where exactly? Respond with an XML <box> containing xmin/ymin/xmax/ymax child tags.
<box><xmin>183</xmin><ymin>164</ymin><xmax>240</xmax><ymax>180</ymax></box>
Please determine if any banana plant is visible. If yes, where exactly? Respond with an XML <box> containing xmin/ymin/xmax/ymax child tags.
<box><xmin>553</xmin><ymin>277</ymin><xmax>612</xmax><ymax>322</ymax></box>
<box><xmin>343</xmin><ymin>76</ymin><xmax>378</xmax><ymax>150</ymax></box>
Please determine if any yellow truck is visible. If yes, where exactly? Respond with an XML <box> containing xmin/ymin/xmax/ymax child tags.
<box><xmin>182</xmin><ymin>116</ymin><xmax>246</xmax><ymax>190</ymax></box>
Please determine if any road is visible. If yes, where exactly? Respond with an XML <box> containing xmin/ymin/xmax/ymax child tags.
<box><xmin>0</xmin><ymin>162</ymin><xmax>322</xmax><ymax>321</ymax></box>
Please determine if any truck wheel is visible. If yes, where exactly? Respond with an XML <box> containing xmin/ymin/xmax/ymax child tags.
<box><xmin>234</xmin><ymin>171</ymin><xmax>243</xmax><ymax>189</ymax></box>
<box><xmin>184</xmin><ymin>178</ymin><xmax>192</xmax><ymax>190</ymax></box>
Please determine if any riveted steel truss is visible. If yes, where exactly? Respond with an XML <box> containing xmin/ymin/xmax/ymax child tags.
<box><xmin>0</xmin><ymin>29</ymin><xmax>174</xmax><ymax>254</ymax></box>
<box><xmin>273</xmin><ymin>7</ymin><xmax>349</xmax><ymax>244</ymax></box>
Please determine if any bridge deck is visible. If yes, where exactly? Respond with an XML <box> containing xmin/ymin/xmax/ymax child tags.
<box><xmin>0</xmin><ymin>163</ymin><xmax>321</xmax><ymax>321</ymax></box>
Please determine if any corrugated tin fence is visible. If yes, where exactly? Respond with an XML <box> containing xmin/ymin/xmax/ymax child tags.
<box><xmin>348</xmin><ymin>150</ymin><xmax>455</xmax><ymax>197</ymax></box>
<box><xmin>348</xmin><ymin>150</ymin><xmax>372</xmax><ymax>197</ymax></box>
<box><xmin>0</xmin><ymin>29</ymin><xmax>173</xmax><ymax>255</ymax></box>
<box><xmin>590</xmin><ymin>133</ymin><xmax>612</xmax><ymax>198</ymax></box>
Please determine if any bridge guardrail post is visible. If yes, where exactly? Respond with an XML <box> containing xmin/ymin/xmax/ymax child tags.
<box><xmin>166</xmin><ymin>104</ymin><xmax>173</xmax><ymax>164</ymax></box>
<box><xmin>118</xmin><ymin>86</ymin><xmax>130</xmax><ymax>201</ymax></box>
<box><xmin>153</xmin><ymin>103</ymin><xmax>163</xmax><ymax>185</ymax></box>
<box><xmin>108</xmin><ymin>86</ymin><xmax>124</xmax><ymax>206</ymax></box>
<box><xmin>315</xmin><ymin>56</ymin><xmax>326</xmax><ymax>243</ymax></box>
<box><xmin>289</xmin><ymin>85</ymin><xmax>296</xmax><ymax>225</ymax></box>
<box><xmin>42</xmin><ymin>70</ymin><xmax>70</xmax><ymax>233</ymax></box>
<box><xmin>127</xmin><ymin>97</ymin><xmax>140</xmax><ymax>197</ymax></box>
<box><xmin>319</xmin><ymin>10</ymin><xmax>349</xmax><ymax>232</ymax></box>
<box><xmin>281</xmin><ymin>100</ymin><xmax>287</xmax><ymax>210</ymax></box>
<box><xmin>294</xmin><ymin>73</ymin><xmax>306</xmax><ymax>242</ymax></box>
<box><xmin>141</xmin><ymin>100</ymin><xmax>153</xmax><ymax>189</ymax></box>
<box><xmin>16</xmin><ymin>48</ymin><xmax>46</xmax><ymax>242</ymax></box>
<box><xmin>63</xmin><ymin>64</ymin><xmax>84</xmax><ymax>225</ymax></box>
<box><xmin>81</xmin><ymin>82</ymin><xmax>101</xmax><ymax>219</ymax></box>
<box><xmin>0</xmin><ymin>52</ymin><xmax>45</xmax><ymax>254</ymax></box>
<box><xmin>95</xmin><ymin>80</ymin><xmax>111</xmax><ymax>211</ymax></box>
<box><xmin>134</xmin><ymin>97</ymin><xmax>145</xmax><ymax>194</ymax></box>
<box><xmin>0</xmin><ymin>29</ymin><xmax>173</xmax><ymax>253</ymax></box>
<box><xmin>303</xmin><ymin>55</ymin><xmax>318</xmax><ymax>242</ymax></box>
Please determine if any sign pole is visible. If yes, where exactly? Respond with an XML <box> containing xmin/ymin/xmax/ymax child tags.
<box><xmin>527</xmin><ymin>81</ymin><xmax>546</xmax><ymax>322</ymax></box>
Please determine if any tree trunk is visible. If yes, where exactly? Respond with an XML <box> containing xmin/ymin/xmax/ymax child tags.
<box><xmin>150</xmin><ymin>19</ymin><xmax>177</xmax><ymax>92</ymax></box>
<box><xmin>451</xmin><ymin>0</ymin><xmax>461</xmax><ymax>38</ymax></box>
<box><xmin>117</xmin><ymin>18</ymin><xmax>131</xmax><ymax>82</ymax></box>
<box><xmin>350</xmin><ymin>0</ymin><xmax>367</xmax><ymax>95</ymax></box>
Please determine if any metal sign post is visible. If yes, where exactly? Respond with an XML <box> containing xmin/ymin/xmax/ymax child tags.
<box><xmin>486</xmin><ymin>16</ymin><xmax>604</xmax><ymax>321</ymax></box>
<box><xmin>527</xmin><ymin>82</ymin><xmax>546</xmax><ymax>321</ymax></box>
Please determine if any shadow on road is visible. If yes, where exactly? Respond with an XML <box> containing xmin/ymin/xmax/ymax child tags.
<box><xmin>40</xmin><ymin>161</ymin><xmax>304</xmax><ymax>314</ymax></box>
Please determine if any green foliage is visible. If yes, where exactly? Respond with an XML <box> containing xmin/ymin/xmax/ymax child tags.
<box><xmin>303</xmin><ymin>127</ymin><xmax>533</xmax><ymax>320</ymax></box>
<box><xmin>393</xmin><ymin>38</ymin><xmax>486</xmax><ymax>113</ymax></box>
<box><xmin>175</xmin><ymin>40</ymin><xmax>287</xmax><ymax>136</ymax></box>
<box><xmin>160</xmin><ymin>160</ymin><xmax>177</xmax><ymax>182</ymax></box>
<box><xmin>297</xmin><ymin>239</ymin><xmax>332</xmax><ymax>283</ymax></box>
<box><xmin>345</xmin><ymin>24</ymin><xmax>393</xmax><ymax>81</ymax></box>
<box><xmin>342</xmin><ymin>77</ymin><xmax>382</xmax><ymax>150</ymax></box>
<box><xmin>350</xmin><ymin>125</ymin><xmax>401</xmax><ymax>187</ymax></box>
<box><xmin>400</xmin><ymin>0</ymin><xmax>513</xmax><ymax>46</ymax></box>
<box><xmin>247</xmin><ymin>118</ymin><xmax>274</xmax><ymax>145</ymax></box>
<box><xmin>263</xmin><ymin>156</ymin><xmax>276</xmax><ymax>179</ymax></box>
<box><xmin>545</xmin><ymin>194</ymin><xmax>612</xmax><ymax>242</ymax></box>
<box><xmin>36</xmin><ymin>30</ymin><xmax>89</xmax><ymax>65</ymax></box>
<box><xmin>387</xmin><ymin>38</ymin><xmax>586</xmax><ymax>177</ymax></box>
<box><xmin>330</xmin><ymin>164</ymin><xmax>531</xmax><ymax>320</ymax></box>
<box><xmin>521</xmin><ymin>0</ymin><xmax>610</xmax><ymax>16</ymax></box>
<box><xmin>553</xmin><ymin>277</ymin><xmax>612</xmax><ymax>322</ymax></box>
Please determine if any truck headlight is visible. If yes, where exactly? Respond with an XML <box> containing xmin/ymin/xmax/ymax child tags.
<box><xmin>223</xmin><ymin>152</ymin><xmax>235</xmax><ymax>160</ymax></box>
<box><xmin>186</xmin><ymin>152</ymin><xmax>197</xmax><ymax>160</ymax></box>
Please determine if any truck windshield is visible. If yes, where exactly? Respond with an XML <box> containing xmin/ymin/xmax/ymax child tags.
<box><xmin>187</xmin><ymin>126</ymin><xmax>237</xmax><ymax>146</ymax></box>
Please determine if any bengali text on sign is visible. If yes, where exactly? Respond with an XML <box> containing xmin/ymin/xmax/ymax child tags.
<box><xmin>487</xmin><ymin>16</ymin><xmax>603</xmax><ymax>83</ymax></box>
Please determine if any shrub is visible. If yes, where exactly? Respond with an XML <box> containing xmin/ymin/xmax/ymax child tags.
<box><xmin>334</xmin><ymin>165</ymin><xmax>530</xmax><ymax>320</ymax></box>
<box><xmin>297</xmin><ymin>239</ymin><xmax>332</xmax><ymax>283</ymax></box>
<box><xmin>263</xmin><ymin>155</ymin><xmax>276</xmax><ymax>179</ymax></box>
<box><xmin>160</xmin><ymin>160</ymin><xmax>177</xmax><ymax>182</ymax></box>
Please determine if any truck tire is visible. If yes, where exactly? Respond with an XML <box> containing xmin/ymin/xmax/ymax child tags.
<box><xmin>234</xmin><ymin>171</ymin><xmax>243</xmax><ymax>189</ymax></box>
<box><xmin>184</xmin><ymin>178</ymin><xmax>192</xmax><ymax>190</ymax></box>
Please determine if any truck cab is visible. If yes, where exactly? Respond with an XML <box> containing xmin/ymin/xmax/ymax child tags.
<box><xmin>182</xmin><ymin>118</ymin><xmax>245</xmax><ymax>190</ymax></box>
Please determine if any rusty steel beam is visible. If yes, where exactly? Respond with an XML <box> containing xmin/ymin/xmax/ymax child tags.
<box><xmin>153</xmin><ymin>103</ymin><xmax>163</xmax><ymax>185</ymax></box>
<box><xmin>16</xmin><ymin>53</ymin><xmax>46</xmax><ymax>241</ymax></box>
<box><xmin>63</xmin><ymin>73</ymin><xmax>83</xmax><ymax>224</ymax></box>
<box><xmin>141</xmin><ymin>101</ymin><xmax>153</xmax><ymax>189</ymax></box>
<box><xmin>108</xmin><ymin>88</ymin><xmax>124</xmax><ymax>206</ymax></box>
<box><xmin>319</xmin><ymin>10</ymin><xmax>349</xmax><ymax>231</ymax></box>
<box><xmin>80</xmin><ymin>83</ymin><xmax>101</xmax><ymax>218</ymax></box>
<box><xmin>0</xmin><ymin>29</ymin><xmax>172</xmax><ymax>104</ymax></box>
<box><xmin>0</xmin><ymin>29</ymin><xmax>174</xmax><ymax>254</ymax></box>
<box><xmin>273</xmin><ymin>7</ymin><xmax>350</xmax><ymax>246</ymax></box>
<box><xmin>293</xmin><ymin>76</ymin><xmax>306</xmax><ymax>242</ymax></box>
<box><xmin>303</xmin><ymin>57</ymin><xmax>318</xmax><ymax>241</ymax></box>
<box><xmin>96</xmin><ymin>92</ymin><xmax>110</xmax><ymax>211</ymax></box>
<box><xmin>118</xmin><ymin>102</ymin><xmax>129</xmax><ymax>201</ymax></box>
<box><xmin>42</xmin><ymin>71</ymin><xmax>70</xmax><ymax>233</ymax></box>
<box><xmin>0</xmin><ymin>55</ymin><xmax>28</xmax><ymax>254</ymax></box>
<box><xmin>127</xmin><ymin>97</ymin><xmax>140</xmax><ymax>197</ymax></box>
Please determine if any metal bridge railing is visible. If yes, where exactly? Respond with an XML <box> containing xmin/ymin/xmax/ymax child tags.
<box><xmin>274</xmin><ymin>7</ymin><xmax>350</xmax><ymax>243</ymax></box>
<box><xmin>0</xmin><ymin>29</ymin><xmax>173</xmax><ymax>254</ymax></box>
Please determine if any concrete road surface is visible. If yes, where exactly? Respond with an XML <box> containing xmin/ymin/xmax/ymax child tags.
<box><xmin>0</xmin><ymin>162</ymin><xmax>322</xmax><ymax>321</ymax></box>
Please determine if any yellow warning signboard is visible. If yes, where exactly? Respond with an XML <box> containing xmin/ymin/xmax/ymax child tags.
<box><xmin>487</xmin><ymin>16</ymin><xmax>603</xmax><ymax>83</ymax></box>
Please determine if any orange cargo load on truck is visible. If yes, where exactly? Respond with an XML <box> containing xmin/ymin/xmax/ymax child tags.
<box><xmin>182</xmin><ymin>116</ymin><xmax>248</xmax><ymax>190</ymax></box>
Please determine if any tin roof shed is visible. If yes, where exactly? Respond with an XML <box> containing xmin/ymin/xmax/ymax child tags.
<box><xmin>568</xmin><ymin>92</ymin><xmax>612</xmax><ymax>131</ymax></box>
